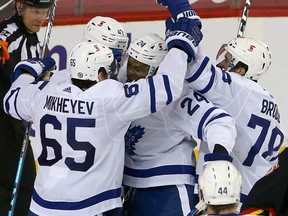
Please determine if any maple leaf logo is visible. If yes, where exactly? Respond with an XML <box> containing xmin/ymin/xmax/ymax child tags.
<box><xmin>125</xmin><ymin>125</ymin><xmax>145</xmax><ymax>156</ymax></box>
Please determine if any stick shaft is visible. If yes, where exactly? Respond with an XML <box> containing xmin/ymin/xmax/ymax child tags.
<box><xmin>41</xmin><ymin>0</ymin><xmax>57</xmax><ymax>58</ymax></box>
<box><xmin>7</xmin><ymin>126</ymin><xmax>31</xmax><ymax>216</ymax></box>
<box><xmin>237</xmin><ymin>0</ymin><xmax>252</xmax><ymax>38</ymax></box>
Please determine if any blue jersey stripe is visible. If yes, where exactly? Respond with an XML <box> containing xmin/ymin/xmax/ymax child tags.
<box><xmin>185</xmin><ymin>56</ymin><xmax>209</xmax><ymax>83</ymax></box>
<box><xmin>197</xmin><ymin>107</ymin><xmax>218</xmax><ymax>140</ymax></box>
<box><xmin>38</xmin><ymin>81</ymin><xmax>49</xmax><ymax>90</ymax></box>
<box><xmin>198</xmin><ymin>65</ymin><xmax>216</xmax><ymax>94</ymax></box>
<box><xmin>194</xmin><ymin>174</ymin><xmax>199</xmax><ymax>184</ymax></box>
<box><xmin>163</xmin><ymin>75</ymin><xmax>173</xmax><ymax>105</ymax></box>
<box><xmin>148</xmin><ymin>76</ymin><xmax>156</xmax><ymax>113</ymax></box>
<box><xmin>4</xmin><ymin>87</ymin><xmax>24</xmax><ymax>121</ymax></box>
<box><xmin>32</xmin><ymin>187</ymin><xmax>121</xmax><ymax>210</ymax></box>
<box><xmin>205</xmin><ymin>112</ymin><xmax>231</xmax><ymax>126</ymax></box>
<box><xmin>124</xmin><ymin>165</ymin><xmax>195</xmax><ymax>178</ymax></box>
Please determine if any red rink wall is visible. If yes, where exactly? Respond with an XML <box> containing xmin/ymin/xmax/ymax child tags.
<box><xmin>50</xmin><ymin>0</ymin><xmax>288</xmax><ymax>25</ymax></box>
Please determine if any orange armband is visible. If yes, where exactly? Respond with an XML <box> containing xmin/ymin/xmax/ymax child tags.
<box><xmin>0</xmin><ymin>40</ymin><xmax>10</xmax><ymax>64</ymax></box>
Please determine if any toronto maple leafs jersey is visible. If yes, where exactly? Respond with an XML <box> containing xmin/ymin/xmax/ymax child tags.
<box><xmin>123</xmin><ymin>85</ymin><xmax>237</xmax><ymax>188</ymax></box>
<box><xmin>3</xmin><ymin>48</ymin><xmax>188</xmax><ymax>216</ymax></box>
<box><xmin>186</xmin><ymin>55</ymin><xmax>284</xmax><ymax>202</ymax></box>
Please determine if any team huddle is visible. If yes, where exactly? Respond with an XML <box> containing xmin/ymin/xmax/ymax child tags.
<box><xmin>0</xmin><ymin>0</ymin><xmax>287</xmax><ymax>216</ymax></box>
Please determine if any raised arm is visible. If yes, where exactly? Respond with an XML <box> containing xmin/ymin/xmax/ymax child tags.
<box><xmin>3</xmin><ymin>57</ymin><xmax>56</xmax><ymax>121</ymax></box>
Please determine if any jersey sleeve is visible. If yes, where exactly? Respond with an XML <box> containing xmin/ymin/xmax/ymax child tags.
<box><xmin>3</xmin><ymin>75</ymin><xmax>43</xmax><ymax>122</ymax></box>
<box><xmin>115</xmin><ymin>48</ymin><xmax>189</xmax><ymax>122</ymax></box>
<box><xmin>185</xmin><ymin>55</ymin><xmax>248</xmax><ymax>108</ymax></box>
<box><xmin>168</xmin><ymin>89</ymin><xmax>237</xmax><ymax>153</ymax></box>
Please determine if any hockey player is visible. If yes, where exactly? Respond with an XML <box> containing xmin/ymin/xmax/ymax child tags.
<box><xmin>47</xmin><ymin>16</ymin><xmax>129</xmax><ymax>85</ymax></box>
<box><xmin>122</xmin><ymin>33</ymin><xmax>237</xmax><ymax>216</ymax></box>
<box><xmin>83</xmin><ymin>16</ymin><xmax>129</xmax><ymax>79</ymax></box>
<box><xmin>240</xmin><ymin>147</ymin><xmax>288</xmax><ymax>216</ymax></box>
<box><xmin>3</xmin><ymin>15</ymin><xmax>202</xmax><ymax>215</ymax></box>
<box><xmin>190</xmin><ymin>37</ymin><xmax>285</xmax><ymax>207</ymax></box>
<box><xmin>197</xmin><ymin>159</ymin><xmax>242</xmax><ymax>216</ymax></box>
<box><xmin>157</xmin><ymin>0</ymin><xmax>285</xmax><ymax>207</ymax></box>
<box><xmin>0</xmin><ymin>0</ymin><xmax>52</xmax><ymax>215</ymax></box>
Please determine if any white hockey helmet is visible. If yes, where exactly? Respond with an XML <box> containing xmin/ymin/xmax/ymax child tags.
<box><xmin>226</xmin><ymin>37</ymin><xmax>272</xmax><ymax>81</ymax></box>
<box><xmin>128</xmin><ymin>33</ymin><xmax>167</xmax><ymax>74</ymax></box>
<box><xmin>68</xmin><ymin>41</ymin><xmax>113</xmax><ymax>82</ymax></box>
<box><xmin>84</xmin><ymin>16</ymin><xmax>128</xmax><ymax>51</ymax></box>
<box><xmin>199</xmin><ymin>160</ymin><xmax>242</xmax><ymax>205</ymax></box>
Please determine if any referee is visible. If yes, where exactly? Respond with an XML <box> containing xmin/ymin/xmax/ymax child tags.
<box><xmin>0</xmin><ymin>1</ymin><xmax>52</xmax><ymax>215</ymax></box>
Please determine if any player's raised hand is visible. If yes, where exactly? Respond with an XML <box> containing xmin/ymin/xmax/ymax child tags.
<box><xmin>111</xmin><ymin>48</ymin><xmax>122</xmax><ymax>62</ymax></box>
<box><xmin>156</xmin><ymin>0</ymin><xmax>201</xmax><ymax>24</ymax></box>
<box><xmin>11</xmin><ymin>57</ymin><xmax>56</xmax><ymax>81</ymax></box>
<box><xmin>165</xmin><ymin>17</ymin><xmax>203</xmax><ymax>63</ymax></box>
<box><xmin>0</xmin><ymin>40</ymin><xmax>10</xmax><ymax>64</ymax></box>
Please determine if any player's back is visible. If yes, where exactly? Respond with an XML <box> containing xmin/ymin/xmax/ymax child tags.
<box><xmin>191</xmin><ymin>58</ymin><xmax>285</xmax><ymax>203</ymax></box>
<box><xmin>124</xmin><ymin>87</ymin><xmax>236</xmax><ymax>189</ymax></box>
<box><xmin>229</xmin><ymin>78</ymin><xmax>283</xmax><ymax>198</ymax></box>
<box><xmin>124</xmin><ymin>104</ymin><xmax>197</xmax><ymax>188</ymax></box>
<box><xmin>3</xmin><ymin>47</ymin><xmax>197</xmax><ymax>215</ymax></box>
<box><xmin>30</xmin><ymin>70</ymin><xmax>131</xmax><ymax>215</ymax></box>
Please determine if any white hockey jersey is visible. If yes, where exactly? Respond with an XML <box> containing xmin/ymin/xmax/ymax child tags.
<box><xmin>186</xmin><ymin>55</ymin><xmax>284</xmax><ymax>202</ymax></box>
<box><xmin>4</xmin><ymin>48</ymin><xmax>188</xmax><ymax>216</ymax></box>
<box><xmin>123</xmin><ymin>86</ymin><xmax>237</xmax><ymax>188</ymax></box>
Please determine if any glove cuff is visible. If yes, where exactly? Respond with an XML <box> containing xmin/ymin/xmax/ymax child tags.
<box><xmin>11</xmin><ymin>62</ymin><xmax>42</xmax><ymax>81</ymax></box>
<box><xmin>204</xmin><ymin>153</ymin><xmax>233</xmax><ymax>163</ymax></box>
<box><xmin>11</xmin><ymin>57</ymin><xmax>56</xmax><ymax>82</ymax></box>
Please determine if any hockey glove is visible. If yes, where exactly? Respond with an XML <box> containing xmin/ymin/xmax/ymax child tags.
<box><xmin>156</xmin><ymin>0</ymin><xmax>201</xmax><ymax>25</ymax></box>
<box><xmin>11</xmin><ymin>57</ymin><xmax>56</xmax><ymax>82</ymax></box>
<box><xmin>111</xmin><ymin>48</ymin><xmax>122</xmax><ymax>62</ymax></box>
<box><xmin>0</xmin><ymin>40</ymin><xmax>10</xmax><ymax>64</ymax></box>
<box><xmin>165</xmin><ymin>17</ymin><xmax>203</xmax><ymax>63</ymax></box>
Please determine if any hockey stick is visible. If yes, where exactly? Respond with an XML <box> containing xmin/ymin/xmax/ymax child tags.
<box><xmin>237</xmin><ymin>0</ymin><xmax>252</xmax><ymax>38</ymax></box>
<box><xmin>8</xmin><ymin>1</ymin><xmax>57</xmax><ymax>215</ymax></box>
<box><xmin>0</xmin><ymin>0</ymin><xmax>13</xmax><ymax>11</ymax></box>
<box><xmin>187</xmin><ymin>200</ymin><xmax>206</xmax><ymax>216</ymax></box>
<box><xmin>216</xmin><ymin>0</ymin><xmax>252</xmax><ymax>60</ymax></box>
<box><xmin>40</xmin><ymin>0</ymin><xmax>57</xmax><ymax>58</ymax></box>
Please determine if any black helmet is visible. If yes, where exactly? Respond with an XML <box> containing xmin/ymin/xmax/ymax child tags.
<box><xmin>16</xmin><ymin>0</ymin><xmax>52</xmax><ymax>8</ymax></box>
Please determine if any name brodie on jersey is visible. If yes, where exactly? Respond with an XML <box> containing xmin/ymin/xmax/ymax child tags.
<box><xmin>43</xmin><ymin>95</ymin><xmax>94</xmax><ymax>115</ymax></box>
<box><xmin>261</xmin><ymin>99</ymin><xmax>280</xmax><ymax>123</ymax></box>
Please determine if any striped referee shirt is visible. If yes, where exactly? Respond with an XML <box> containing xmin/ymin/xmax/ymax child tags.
<box><xmin>0</xmin><ymin>14</ymin><xmax>41</xmax><ymax>112</ymax></box>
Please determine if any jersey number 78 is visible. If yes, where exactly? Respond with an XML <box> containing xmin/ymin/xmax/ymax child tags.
<box><xmin>243</xmin><ymin>114</ymin><xmax>284</xmax><ymax>166</ymax></box>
